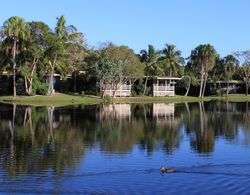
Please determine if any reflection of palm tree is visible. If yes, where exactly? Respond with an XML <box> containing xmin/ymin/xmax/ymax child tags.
<box><xmin>190</xmin><ymin>102</ymin><xmax>215</xmax><ymax>154</ymax></box>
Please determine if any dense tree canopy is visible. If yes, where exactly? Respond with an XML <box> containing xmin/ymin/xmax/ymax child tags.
<box><xmin>0</xmin><ymin>16</ymin><xmax>249</xmax><ymax>98</ymax></box>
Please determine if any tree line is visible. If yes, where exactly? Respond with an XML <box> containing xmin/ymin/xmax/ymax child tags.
<box><xmin>1</xmin><ymin>16</ymin><xmax>250</xmax><ymax>98</ymax></box>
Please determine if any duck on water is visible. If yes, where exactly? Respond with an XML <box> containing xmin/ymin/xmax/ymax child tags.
<box><xmin>160</xmin><ymin>166</ymin><xmax>176</xmax><ymax>173</ymax></box>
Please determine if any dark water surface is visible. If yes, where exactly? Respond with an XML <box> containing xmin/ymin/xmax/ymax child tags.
<box><xmin>0</xmin><ymin>102</ymin><xmax>250</xmax><ymax>194</ymax></box>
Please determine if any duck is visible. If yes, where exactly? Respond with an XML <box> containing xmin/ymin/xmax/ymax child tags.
<box><xmin>160</xmin><ymin>165</ymin><xmax>176</xmax><ymax>173</ymax></box>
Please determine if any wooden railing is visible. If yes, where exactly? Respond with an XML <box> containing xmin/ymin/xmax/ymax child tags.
<box><xmin>153</xmin><ymin>85</ymin><xmax>174</xmax><ymax>91</ymax></box>
<box><xmin>101</xmin><ymin>84</ymin><xmax>131</xmax><ymax>91</ymax></box>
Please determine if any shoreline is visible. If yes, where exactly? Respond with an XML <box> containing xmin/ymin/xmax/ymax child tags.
<box><xmin>0</xmin><ymin>93</ymin><xmax>250</xmax><ymax>106</ymax></box>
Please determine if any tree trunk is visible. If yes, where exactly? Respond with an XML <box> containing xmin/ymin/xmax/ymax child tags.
<box><xmin>199</xmin><ymin>72</ymin><xmax>204</xmax><ymax>98</ymax></box>
<box><xmin>73</xmin><ymin>71</ymin><xmax>77</xmax><ymax>93</ymax></box>
<box><xmin>185</xmin><ymin>77</ymin><xmax>191</xmax><ymax>96</ymax></box>
<box><xmin>113</xmin><ymin>83</ymin><xmax>117</xmax><ymax>98</ymax></box>
<box><xmin>47</xmin><ymin>55</ymin><xmax>57</xmax><ymax>96</ymax></box>
<box><xmin>28</xmin><ymin>78</ymin><xmax>33</xmax><ymax>95</ymax></box>
<box><xmin>101</xmin><ymin>83</ymin><xmax>107</xmax><ymax>99</ymax></box>
<box><xmin>202</xmin><ymin>73</ymin><xmax>208</xmax><ymax>98</ymax></box>
<box><xmin>226</xmin><ymin>80</ymin><xmax>229</xmax><ymax>97</ymax></box>
<box><xmin>24</xmin><ymin>76</ymin><xmax>28</xmax><ymax>95</ymax></box>
<box><xmin>246</xmin><ymin>80</ymin><xmax>249</xmax><ymax>96</ymax></box>
<box><xmin>27</xmin><ymin>58</ymin><xmax>37</xmax><ymax>96</ymax></box>
<box><xmin>13</xmin><ymin>39</ymin><xmax>17</xmax><ymax>98</ymax></box>
<box><xmin>143</xmin><ymin>76</ymin><xmax>148</xmax><ymax>96</ymax></box>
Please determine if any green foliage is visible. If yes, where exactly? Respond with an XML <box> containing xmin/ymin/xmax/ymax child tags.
<box><xmin>101</xmin><ymin>43</ymin><xmax>144</xmax><ymax>80</ymax></box>
<box><xmin>94</xmin><ymin>58</ymin><xmax>123</xmax><ymax>86</ymax></box>
<box><xmin>33</xmin><ymin>79</ymin><xmax>49</xmax><ymax>95</ymax></box>
<box><xmin>161</xmin><ymin>44</ymin><xmax>184</xmax><ymax>77</ymax></box>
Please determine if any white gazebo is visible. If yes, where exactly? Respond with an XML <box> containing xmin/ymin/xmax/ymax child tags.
<box><xmin>153</xmin><ymin>77</ymin><xmax>181</xmax><ymax>97</ymax></box>
<box><xmin>99</xmin><ymin>81</ymin><xmax>131</xmax><ymax>97</ymax></box>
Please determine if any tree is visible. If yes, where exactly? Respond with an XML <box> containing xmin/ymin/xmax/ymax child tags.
<box><xmin>65</xmin><ymin>33</ymin><xmax>87</xmax><ymax>93</ymax></box>
<box><xmin>161</xmin><ymin>44</ymin><xmax>184</xmax><ymax>77</ymax></box>
<box><xmin>101</xmin><ymin>43</ymin><xmax>144</xmax><ymax>92</ymax></box>
<box><xmin>189</xmin><ymin>44</ymin><xmax>217</xmax><ymax>98</ymax></box>
<box><xmin>19</xmin><ymin>22</ymin><xmax>51</xmax><ymax>95</ymax></box>
<box><xmin>234</xmin><ymin>51</ymin><xmax>250</xmax><ymax>96</ymax></box>
<box><xmin>46</xmin><ymin>15</ymin><xmax>79</xmax><ymax>95</ymax></box>
<box><xmin>1</xmin><ymin>16</ymin><xmax>30</xmax><ymax>97</ymax></box>
<box><xmin>222</xmin><ymin>55</ymin><xmax>239</xmax><ymax>97</ymax></box>
<box><xmin>140</xmin><ymin>45</ymin><xmax>161</xmax><ymax>95</ymax></box>
<box><xmin>94</xmin><ymin>58</ymin><xmax>122</xmax><ymax>98</ymax></box>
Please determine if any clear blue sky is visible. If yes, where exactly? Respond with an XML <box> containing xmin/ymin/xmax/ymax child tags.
<box><xmin>0</xmin><ymin>0</ymin><xmax>249</xmax><ymax>57</ymax></box>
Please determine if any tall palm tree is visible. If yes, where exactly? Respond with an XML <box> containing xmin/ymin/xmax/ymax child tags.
<box><xmin>222</xmin><ymin>55</ymin><xmax>239</xmax><ymax>97</ymax></box>
<box><xmin>1</xmin><ymin>16</ymin><xmax>30</xmax><ymax>97</ymax></box>
<box><xmin>47</xmin><ymin>15</ymin><xmax>79</xmax><ymax>95</ymax></box>
<box><xmin>140</xmin><ymin>45</ymin><xmax>160</xmax><ymax>95</ymax></box>
<box><xmin>162</xmin><ymin>44</ymin><xmax>184</xmax><ymax>77</ymax></box>
<box><xmin>190</xmin><ymin>44</ymin><xmax>217</xmax><ymax>98</ymax></box>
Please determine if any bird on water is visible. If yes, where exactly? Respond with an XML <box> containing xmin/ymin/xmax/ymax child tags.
<box><xmin>160</xmin><ymin>165</ymin><xmax>176</xmax><ymax>173</ymax></box>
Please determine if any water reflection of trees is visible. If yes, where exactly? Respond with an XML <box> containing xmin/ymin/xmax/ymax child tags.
<box><xmin>184</xmin><ymin>101</ymin><xmax>250</xmax><ymax>154</ymax></box>
<box><xmin>0</xmin><ymin>101</ymin><xmax>250</xmax><ymax>176</ymax></box>
<box><xmin>0</xmin><ymin>104</ymin><xmax>85</xmax><ymax>177</ymax></box>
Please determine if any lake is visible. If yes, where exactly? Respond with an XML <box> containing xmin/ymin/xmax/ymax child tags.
<box><xmin>0</xmin><ymin>102</ymin><xmax>250</xmax><ymax>194</ymax></box>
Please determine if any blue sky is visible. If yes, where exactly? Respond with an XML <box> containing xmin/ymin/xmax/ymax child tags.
<box><xmin>0</xmin><ymin>0</ymin><xmax>249</xmax><ymax>57</ymax></box>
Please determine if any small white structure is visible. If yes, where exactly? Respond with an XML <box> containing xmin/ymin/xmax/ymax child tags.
<box><xmin>100</xmin><ymin>82</ymin><xmax>131</xmax><ymax>97</ymax></box>
<box><xmin>153</xmin><ymin>77</ymin><xmax>181</xmax><ymax>97</ymax></box>
<box><xmin>210</xmin><ymin>80</ymin><xmax>239</xmax><ymax>93</ymax></box>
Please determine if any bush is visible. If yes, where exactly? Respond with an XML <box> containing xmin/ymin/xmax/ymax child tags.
<box><xmin>214</xmin><ymin>89</ymin><xmax>227</xmax><ymax>97</ymax></box>
<box><xmin>33</xmin><ymin>79</ymin><xmax>49</xmax><ymax>95</ymax></box>
<box><xmin>36</xmin><ymin>83</ymin><xmax>49</xmax><ymax>95</ymax></box>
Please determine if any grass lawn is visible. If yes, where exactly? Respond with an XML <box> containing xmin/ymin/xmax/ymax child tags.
<box><xmin>0</xmin><ymin>93</ymin><xmax>250</xmax><ymax>106</ymax></box>
<box><xmin>0</xmin><ymin>93</ymin><xmax>102</xmax><ymax>106</ymax></box>
<box><xmin>209</xmin><ymin>94</ymin><xmax>250</xmax><ymax>102</ymax></box>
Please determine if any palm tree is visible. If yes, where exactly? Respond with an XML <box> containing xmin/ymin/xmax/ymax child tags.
<box><xmin>190</xmin><ymin>44</ymin><xmax>217</xmax><ymax>98</ymax></box>
<box><xmin>140</xmin><ymin>45</ymin><xmax>160</xmax><ymax>95</ymax></box>
<box><xmin>1</xmin><ymin>16</ymin><xmax>30</xmax><ymax>97</ymax></box>
<box><xmin>47</xmin><ymin>15</ymin><xmax>79</xmax><ymax>95</ymax></box>
<box><xmin>222</xmin><ymin>55</ymin><xmax>239</xmax><ymax>97</ymax></box>
<box><xmin>162</xmin><ymin>44</ymin><xmax>184</xmax><ymax>77</ymax></box>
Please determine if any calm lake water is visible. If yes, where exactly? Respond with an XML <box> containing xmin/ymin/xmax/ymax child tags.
<box><xmin>0</xmin><ymin>102</ymin><xmax>250</xmax><ymax>194</ymax></box>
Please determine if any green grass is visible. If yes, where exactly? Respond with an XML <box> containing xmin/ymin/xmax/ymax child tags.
<box><xmin>1</xmin><ymin>93</ymin><xmax>250</xmax><ymax>106</ymax></box>
<box><xmin>209</xmin><ymin>94</ymin><xmax>250</xmax><ymax>102</ymax></box>
<box><xmin>0</xmin><ymin>93</ymin><xmax>102</xmax><ymax>106</ymax></box>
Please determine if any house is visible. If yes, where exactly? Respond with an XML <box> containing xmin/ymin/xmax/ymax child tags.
<box><xmin>153</xmin><ymin>77</ymin><xmax>181</xmax><ymax>97</ymax></box>
<box><xmin>209</xmin><ymin>80</ymin><xmax>239</xmax><ymax>93</ymax></box>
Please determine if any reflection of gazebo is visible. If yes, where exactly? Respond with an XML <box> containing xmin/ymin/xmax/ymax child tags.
<box><xmin>153</xmin><ymin>77</ymin><xmax>181</xmax><ymax>97</ymax></box>
<box><xmin>99</xmin><ymin>104</ymin><xmax>131</xmax><ymax>121</ymax></box>
<box><xmin>153</xmin><ymin>103</ymin><xmax>180</xmax><ymax>126</ymax></box>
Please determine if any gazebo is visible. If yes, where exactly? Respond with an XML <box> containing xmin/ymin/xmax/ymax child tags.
<box><xmin>153</xmin><ymin>77</ymin><xmax>181</xmax><ymax>97</ymax></box>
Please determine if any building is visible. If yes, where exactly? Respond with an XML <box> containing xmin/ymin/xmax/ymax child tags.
<box><xmin>209</xmin><ymin>80</ymin><xmax>239</xmax><ymax>93</ymax></box>
<box><xmin>153</xmin><ymin>77</ymin><xmax>181</xmax><ymax>97</ymax></box>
